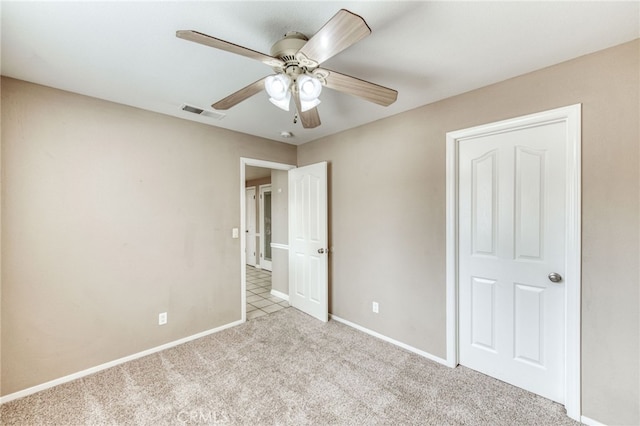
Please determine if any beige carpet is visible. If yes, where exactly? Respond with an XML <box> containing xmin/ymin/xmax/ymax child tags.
<box><xmin>1</xmin><ymin>308</ymin><xmax>577</xmax><ymax>425</ymax></box>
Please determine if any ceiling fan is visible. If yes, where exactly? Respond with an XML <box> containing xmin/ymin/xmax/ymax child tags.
<box><xmin>176</xmin><ymin>9</ymin><xmax>398</xmax><ymax>129</ymax></box>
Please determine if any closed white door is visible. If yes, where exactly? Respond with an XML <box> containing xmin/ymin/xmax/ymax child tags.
<box><xmin>288</xmin><ymin>162</ymin><xmax>328</xmax><ymax>322</ymax></box>
<box><xmin>245</xmin><ymin>187</ymin><xmax>257</xmax><ymax>267</ymax></box>
<box><xmin>458</xmin><ymin>121</ymin><xmax>567</xmax><ymax>403</ymax></box>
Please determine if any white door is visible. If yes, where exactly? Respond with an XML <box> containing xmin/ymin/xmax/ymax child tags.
<box><xmin>245</xmin><ymin>187</ymin><xmax>257</xmax><ymax>267</ymax></box>
<box><xmin>288</xmin><ymin>162</ymin><xmax>328</xmax><ymax>322</ymax></box>
<box><xmin>259</xmin><ymin>185</ymin><xmax>273</xmax><ymax>271</ymax></box>
<box><xmin>458</xmin><ymin>121</ymin><xmax>567</xmax><ymax>403</ymax></box>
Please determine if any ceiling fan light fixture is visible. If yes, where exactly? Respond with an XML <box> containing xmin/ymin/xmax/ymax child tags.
<box><xmin>265</xmin><ymin>74</ymin><xmax>290</xmax><ymax>99</ymax></box>
<box><xmin>269</xmin><ymin>93</ymin><xmax>291</xmax><ymax>111</ymax></box>
<box><xmin>266</xmin><ymin>74</ymin><xmax>292</xmax><ymax>111</ymax></box>
<box><xmin>297</xmin><ymin>74</ymin><xmax>322</xmax><ymax>102</ymax></box>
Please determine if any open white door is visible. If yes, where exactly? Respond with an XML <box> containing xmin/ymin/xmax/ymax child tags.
<box><xmin>288</xmin><ymin>162</ymin><xmax>328</xmax><ymax>322</ymax></box>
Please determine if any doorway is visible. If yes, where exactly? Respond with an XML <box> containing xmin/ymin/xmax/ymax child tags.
<box><xmin>445</xmin><ymin>105</ymin><xmax>582</xmax><ymax>420</ymax></box>
<box><xmin>240</xmin><ymin>158</ymin><xmax>329</xmax><ymax>323</ymax></box>
<box><xmin>240</xmin><ymin>158</ymin><xmax>296</xmax><ymax>323</ymax></box>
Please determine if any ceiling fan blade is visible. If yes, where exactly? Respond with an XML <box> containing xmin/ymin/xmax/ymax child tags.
<box><xmin>212</xmin><ymin>76</ymin><xmax>268</xmax><ymax>110</ymax></box>
<box><xmin>176</xmin><ymin>30</ymin><xmax>284</xmax><ymax>68</ymax></box>
<box><xmin>317</xmin><ymin>68</ymin><xmax>397</xmax><ymax>106</ymax></box>
<box><xmin>296</xmin><ymin>9</ymin><xmax>371</xmax><ymax>67</ymax></box>
<box><xmin>293</xmin><ymin>91</ymin><xmax>321</xmax><ymax>129</ymax></box>
<box><xmin>300</xmin><ymin>107</ymin><xmax>321</xmax><ymax>129</ymax></box>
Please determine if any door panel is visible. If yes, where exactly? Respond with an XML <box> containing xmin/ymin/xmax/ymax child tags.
<box><xmin>515</xmin><ymin>147</ymin><xmax>545</xmax><ymax>260</ymax></box>
<box><xmin>471</xmin><ymin>150</ymin><xmax>498</xmax><ymax>257</ymax></box>
<box><xmin>470</xmin><ymin>276</ymin><xmax>496</xmax><ymax>351</ymax></box>
<box><xmin>459</xmin><ymin>121</ymin><xmax>566</xmax><ymax>403</ymax></box>
<box><xmin>293</xmin><ymin>252</ymin><xmax>305</xmax><ymax>298</ymax></box>
<box><xmin>514</xmin><ymin>283</ymin><xmax>544</xmax><ymax>365</ymax></box>
<box><xmin>288</xmin><ymin>162</ymin><xmax>328</xmax><ymax>322</ymax></box>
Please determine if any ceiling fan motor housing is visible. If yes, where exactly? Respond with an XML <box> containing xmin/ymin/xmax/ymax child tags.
<box><xmin>270</xmin><ymin>31</ymin><xmax>314</xmax><ymax>81</ymax></box>
<box><xmin>270</xmin><ymin>32</ymin><xmax>308</xmax><ymax>62</ymax></box>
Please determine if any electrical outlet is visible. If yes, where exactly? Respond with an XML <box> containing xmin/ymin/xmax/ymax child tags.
<box><xmin>158</xmin><ymin>312</ymin><xmax>167</xmax><ymax>325</ymax></box>
<box><xmin>372</xmin><ymin>302</ymin><xmax>379</xmax><ymax>314</ymax></box>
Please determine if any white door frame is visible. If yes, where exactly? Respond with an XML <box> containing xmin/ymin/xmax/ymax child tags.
<box><xmin>445</xmin><ymin>105</ymin><xmax>582</xmax><ymax>420</ymax></box>
<box><xmin>240</xmin><ymin>158</ymin><xmax>295</xmax><ymax>322</ymax></box>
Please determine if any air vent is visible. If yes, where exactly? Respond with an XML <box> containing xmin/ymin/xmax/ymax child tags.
<box><xmin>182</xmin><ymin>104</ymin><xmax>204</xmax><ymax>114</ymax></box>
<box><xmin>180</xmin><ymin>104</ymin><xmax>226</xmax><ymax>120</ymax></box>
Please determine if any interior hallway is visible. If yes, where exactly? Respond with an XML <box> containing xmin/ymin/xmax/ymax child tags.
<box><xmin>246</xmin><ymin>265</ymin><xmax>289</xmax><ymax>320</ymax></box>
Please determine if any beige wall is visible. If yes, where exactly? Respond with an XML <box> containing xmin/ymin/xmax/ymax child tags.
<box><xmin>0</xmin><ymin>77</ymin><xmax>296</xmax><ymax>395</ymax></box>
<box><xmin>298</xmin><ymin>40</ymin><xmax>639</xmax><ymax>425</ymax></box>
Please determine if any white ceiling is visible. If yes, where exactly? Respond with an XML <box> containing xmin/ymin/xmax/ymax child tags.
<box><xmin>2</xmin><ymin>1</ymin><xmax>638</xmax><ymax>145</ymax></box>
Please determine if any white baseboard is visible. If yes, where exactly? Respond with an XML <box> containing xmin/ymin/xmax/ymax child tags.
<box><xmin>581</xmin><ymin>415</ymin><xmax>606</xmax><ymax>426</ymax></box>
<box><xmin>270</xmin><ymin>289</ymin><xmax>289</xmax><ymax>301</ymax></box>
<box><xmin>0</xmin><ymin>319</ymin><xmax>244</xmax><ymax>405</ymax></box>
<box><xmin>329</xmin><ymin>314</ymin><xmax>449</xmax><ymax>367</ymax></box>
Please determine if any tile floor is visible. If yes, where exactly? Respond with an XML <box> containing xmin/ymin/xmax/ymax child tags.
<box><xmin>246</xmin><ymin>265</ymin><xmax>289</xmax><ymax>320</ymax></box>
